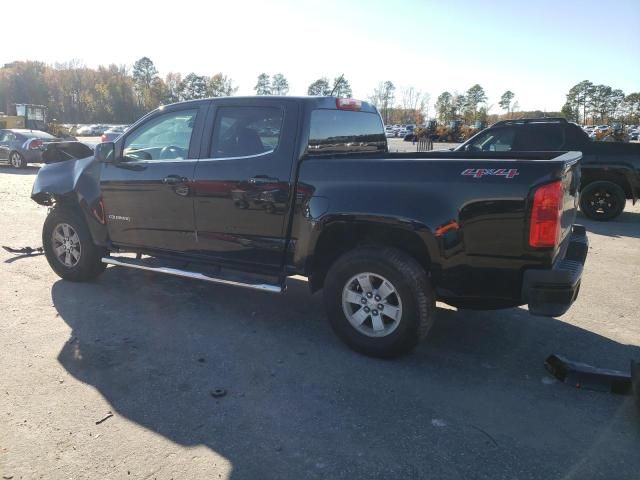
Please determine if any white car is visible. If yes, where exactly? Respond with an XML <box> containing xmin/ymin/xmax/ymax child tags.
<box><xmin>75</xmin><ymin>125</ymin><xmax>94</xmax><ymax>136</ymax></box>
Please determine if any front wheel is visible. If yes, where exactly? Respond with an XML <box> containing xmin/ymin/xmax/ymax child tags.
<box><xmin>324</xmin><ymin>247</ymin><xmax>435</xmax><ymax>358</ymax></box>
<box><xmin>580</xmin><ymin>181</ymin><xmax>626</xmax><ymax>221</ymax></box>
<box><xmin>43</xmin><ymin>206</ymin><xmax>107</xmax><ymax>281</ymax></box>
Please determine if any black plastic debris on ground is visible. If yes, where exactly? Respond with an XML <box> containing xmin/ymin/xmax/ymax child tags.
<box><xmin>545</xmin><ymin>354</ymin><xmax>634</xmax><ymax>395</ymax></box>
<box><xmin>2</xmin><ymin>245</ymin><xmax>43</xmax><ymax>255</ymax></box>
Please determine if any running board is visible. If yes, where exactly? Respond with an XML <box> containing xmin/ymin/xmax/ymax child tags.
<box><xmin>102</xmin><ymin>256</ymin><xmax>283</xmax><ymax>293</ymax></box>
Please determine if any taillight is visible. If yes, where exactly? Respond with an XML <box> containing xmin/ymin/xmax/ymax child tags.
<box><xmin>100</xmin><ymin>134</ymin><xmax>107</xmax><ymax>143</ymax></box>
<box><xmin>29</xmin><ymin>139</ymin><xmax>43</xmax><ymax>150</ymax></box>
<box><xmin>336</xmin><ymin>98</ymin><xmax>362</xmax><ymax>111</ymax></box>
<box><xmin>529</xmin><ymin>181</ymin><xmax>563</xmax><ymax>248</ymax></box>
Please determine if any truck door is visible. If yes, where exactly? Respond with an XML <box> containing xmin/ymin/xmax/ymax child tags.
<box><xmin>192</xmin><ymin>99</ymin><xmax>299</xmax><ymax>271</ymax></box>
<box><xmin>100</xmin><ymin>103</ymin><xmax>207</xmax><ymax>252</ymax></box>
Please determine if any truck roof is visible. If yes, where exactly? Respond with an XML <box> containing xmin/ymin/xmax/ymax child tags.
<box><xmin>160</xmin><ymin>96</ymin><xmax>379</xmax><ymax>114</ymax></box>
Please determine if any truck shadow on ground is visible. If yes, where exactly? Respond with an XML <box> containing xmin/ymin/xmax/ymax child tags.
<box><xmin>0</xmin><ymin>165</ymin><xmax>40</xmax><ymax>175</ymax></box>
<box><xmin>52</xmin><ymin>268</ymin><xmax>640</xmax><ymax>479</ymax></box>
<box><xmin>579</xmin><ymin>210</ymin><xmax>640</xmax><ymax>239</ymax></box>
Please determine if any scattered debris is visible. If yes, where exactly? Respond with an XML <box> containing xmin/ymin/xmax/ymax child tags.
<box><xmin>431</xmin><ymin>418</ymin><xmax>446</xmax><ymax>427</ymax></box>
<box><xmin>95</xmin><ymin>411</ymin><xmax>114</xmax><ymax>425</ymax></box>
<box><xmin>545</xmin><ymin>354</ymin><xmax>633</xmax><ymax>394</ymax></box>
<box><xmin>210</xmin><ymin>388</ymin><xmax>227</xmax><ymax>398</ymax></box>
<box><xmin>2</xmin><ymin>245</ymin><xmax>43</xmax><ymax>255</ymax></box>
<box><xmin>470</xmin><ymin>424</ymin><xmax>499</xmax><ymax>447</ymax></box>
<box><xmin>541</xmin><ymin>376</ymin><xmax>557</xmax><ymax>385</ymax></box>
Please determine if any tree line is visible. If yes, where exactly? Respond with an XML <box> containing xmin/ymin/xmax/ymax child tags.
<box><xmin>0</xmin><ymin>58</ymin><xmax>238</xmax><ymax>124</ymax></box>
<box><xmin>561</xmin><ymin>80</ymin><xmax>639</xmax><ymax>124</ymax></box>
<box><xmin>2</xmin><ymin>58</ymin><xmax>637</xmax><ymax>126</ymax></box>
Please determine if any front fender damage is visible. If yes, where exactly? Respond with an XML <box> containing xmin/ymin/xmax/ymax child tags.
<box><xmin>31</xmin><ymin>156</ymin><xmax>109</xmax><ymax>246</ymax></box>
<box><xmin>31</xmin><ymin>156</ymin><xmax>100</xmax><ymax>206</ymax></box>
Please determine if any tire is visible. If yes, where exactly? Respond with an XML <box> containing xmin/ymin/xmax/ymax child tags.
<box><xmin>580</xmin><ymin>181</ymin><xmax>626</xmax><ymax>221</ymax></box>
<box><xmin>323</xmin><ymin>247</ymin><xmax>435</xmax><ymax>358</ymax></box>
<box><xmin>9</xmin><ymin>151</ymin><xmax>26</xmax><ymax>169</ymax></box>
<box><xmin>42</xmin><ymin>206</ymin><xmax>107</xmax><ymax>282</ymax></box>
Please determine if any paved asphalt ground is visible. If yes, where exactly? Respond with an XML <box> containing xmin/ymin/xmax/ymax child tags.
<box><xmin>1</xmin><ymin>160</ymin><xmax>639</xmax><ymax>480</ymax></box>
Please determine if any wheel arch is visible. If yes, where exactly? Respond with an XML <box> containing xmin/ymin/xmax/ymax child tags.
<box><xmin>307</xmin><ymin>218</ymin><xmax>436</xmax><ymax>293</ymax></box>
<box><xmin>580</xmin><ymin>167</ymin><xmax>635</xmax><ymax>200</ymax></box>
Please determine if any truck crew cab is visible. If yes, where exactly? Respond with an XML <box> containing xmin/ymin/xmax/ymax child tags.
<box><xmin>32</xmin><ymin>97</ymin><xmax>588</xmax><ymax>357</ymax></box>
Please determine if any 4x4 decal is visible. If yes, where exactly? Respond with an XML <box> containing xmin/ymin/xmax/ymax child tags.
<box><xmin>461</xmin><ymin>168</ymin><xmax>520</xmax><ymax>179</ymax></box>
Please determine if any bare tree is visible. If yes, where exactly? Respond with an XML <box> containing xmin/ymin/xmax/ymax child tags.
<box><xmin>368</xmin><ymin>81</ymin><xmax>395</xmax><ymax>124</ymax></box>
<box><xmin>401</xmin><ymin>87</ymin><xmax>426</xmax><ymax>123</ymax></box>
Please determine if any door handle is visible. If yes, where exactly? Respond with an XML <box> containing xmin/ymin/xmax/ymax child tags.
<box><xmin>162</xmin><ymin>175</ymin><xmax>187</xmax><ymax>185</ymax></box>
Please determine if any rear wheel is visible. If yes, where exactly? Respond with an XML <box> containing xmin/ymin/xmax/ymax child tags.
<box><xmin>580</xmin><ymin>181</ymin><xmax>626</xmax><ymax>221</ymax></box>
<box><xmin>43</xmin><ymin>206</ymin><xmax>107</xmax><ymax>281</ymax></box>
<box><xmin>324</xmin><ymin>247</ymin><xmax>435</xmax><ymax>358</ymax></box>
<box><xmin>9</xmin><ymin>151</ymin><xmax>26</xmax><ymax>168</ymax></box>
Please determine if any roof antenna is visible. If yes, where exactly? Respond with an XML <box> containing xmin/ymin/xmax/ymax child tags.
<box><xmin>330</xmin><ymin>74</ymin><xmax>345</xmax><ymax>97</ymax></box>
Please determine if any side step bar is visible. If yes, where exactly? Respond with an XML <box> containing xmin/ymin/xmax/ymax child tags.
<box><xmin>102</xmin><ymin>256</ymin><xmax>283</xmax><ymax>293</ymax></box>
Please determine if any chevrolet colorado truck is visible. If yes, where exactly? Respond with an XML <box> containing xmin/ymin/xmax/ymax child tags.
<box><xmin>456</xmin><ymin>117</ymin><xmax>640</xmax><ymax>220</ymax></box>
<box><xmin>32</xmin><ymin>97</ymin><xmax>588</xmax><ymax>357</ymax></box>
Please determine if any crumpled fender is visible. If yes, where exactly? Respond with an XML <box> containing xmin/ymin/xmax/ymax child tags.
<box><xmin>31</xmin><ymin>156</ymin><xmax>109</xmax><ymax>245</ymax></box>
<box><xmin>41</xmin><ymin>141</ymin><xmax>94</xmax><ymax>164</ymax></box>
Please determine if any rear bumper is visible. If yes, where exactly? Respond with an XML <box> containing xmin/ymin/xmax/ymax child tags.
<box><xmin>25</xmin><ymin>149</ymin><xmax>46</xmax><ymax>164</ymax></box>
<box><xmin>522</xmin><ymin>225</ymin><xmax>588</xmax><ymax>317</ymax></box>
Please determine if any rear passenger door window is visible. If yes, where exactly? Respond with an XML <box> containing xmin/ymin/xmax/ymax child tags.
<box><xmin>513</xmin><ymin>125</ymin><xmax>565</xmax><ymax>150</ymax></box>
<box><xmin>210</xmin><ymin>107</ymin><xmax>283</xmax><ymax>158</ymax></box>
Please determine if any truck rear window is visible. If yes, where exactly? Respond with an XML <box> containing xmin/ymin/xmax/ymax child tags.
<box><xmin>307</xmin><ymin>109</ymin><xmax>386</xmax><ymax>156</ymax></box>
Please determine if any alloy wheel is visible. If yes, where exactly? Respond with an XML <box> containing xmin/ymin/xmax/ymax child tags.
<box><xmin>341</xmin><ymin>272</ymin><xmax>403</xmax><ymax>338</ymax></box>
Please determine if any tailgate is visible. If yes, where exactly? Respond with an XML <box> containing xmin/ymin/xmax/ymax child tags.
<box><xmin>555</xmin><ymin>152</ymin><xmax>582</xmax><ymax>260</ymax></box>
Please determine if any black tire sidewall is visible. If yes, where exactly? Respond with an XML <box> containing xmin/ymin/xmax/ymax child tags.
<box><xmin>580</xmin><ymin>181</ymin><xmax>625</xmax><ymax>221</ymax></box>
<box><xmin>324</xmin><ymin>248</ymin><xmax>433</xmax><ymax>358</ymax></box>
<box><xmin>43</xmin><ymin>207</ymin><xmax>106</xmax><ymax>281</ymax></box>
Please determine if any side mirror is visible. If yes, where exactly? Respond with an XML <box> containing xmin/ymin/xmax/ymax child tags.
<box><xmin>95</xmin><ymin>142</ymin><xmax>115</xmax><ymax>163</ymax></box>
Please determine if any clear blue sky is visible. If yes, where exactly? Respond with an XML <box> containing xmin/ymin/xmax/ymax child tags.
<box><xmin>3</xmin><ymin>0</ymin><xmax>639</xmax><ymax>112</ymax></box>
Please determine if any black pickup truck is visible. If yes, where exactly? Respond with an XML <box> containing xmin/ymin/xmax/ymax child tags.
<box><xmin>456</xmin><ymin>118</ymin><xmax>640</xmax><ymax>220</ymax></box>
<box><xmin>32</xmin><ymin>97</ymin><xmax>588</xmax><ymax>357</ymax></box>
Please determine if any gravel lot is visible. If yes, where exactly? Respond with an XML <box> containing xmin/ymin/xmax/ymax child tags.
<box><xmin>1</xmin><ymin>163</ymin><xmax>639</xmax><ymax>480</ymax></box>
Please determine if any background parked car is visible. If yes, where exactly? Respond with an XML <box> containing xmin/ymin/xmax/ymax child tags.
<box><xmin>0</xmin><ymin>129</ymin><xmax>60</xmax><ymax>168</ymax></box>
<box><xmin>101</xmin><ymin>125</ymin><xmax>128</xmax><ymax>142</ymax></box>
<box><xmin>75</xmin><ymin>125</ymin><xmax>94</xmax><ymax>136</ymax></box>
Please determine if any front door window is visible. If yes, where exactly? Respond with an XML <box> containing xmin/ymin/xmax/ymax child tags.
<box><xmin>123</xmin><ymin>109</ymin><xmax>198</xmax><ymax>161</ymax></box>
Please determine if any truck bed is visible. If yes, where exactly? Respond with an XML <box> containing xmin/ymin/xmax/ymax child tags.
<box><xmin>291</xmin><ymin>150</ymin><xmax>581</xmax><ymax>306</ymax></box>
